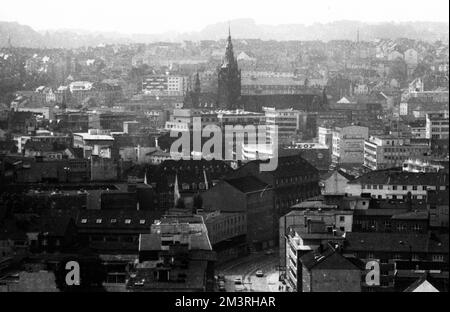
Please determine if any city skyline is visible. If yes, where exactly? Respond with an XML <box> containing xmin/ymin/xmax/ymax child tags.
<box><xmin>0</xmin><ymin>0</ymin><xmax>449</xmax><ymax>35</ymax></box>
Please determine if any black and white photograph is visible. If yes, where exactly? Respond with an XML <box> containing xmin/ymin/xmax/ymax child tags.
<box><xmin>0</xmin><ymin>0</ymin><xmax>448</xmax><ymax>302</ymax></box>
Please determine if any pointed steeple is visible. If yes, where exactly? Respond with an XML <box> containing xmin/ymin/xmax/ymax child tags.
<box><xmin>174</xmin><ymin>174</ymin><xmax>180</xmax><ymax>204</ymax></box>
<box><xmin>194</xmin><ymin>72</ymin><xmax>201</xmax><ymax>94</ymax></box>
<box><xmin>224</xmin><ymin>24</ymin><xmax>235</xmax><ymax>67</ymax></box>
<box><xmin>218</xmin><ymin>26</ymin><xmax>241</xmax><ymax>110</ymax></box>
<box><xmin>203</xmin><ymin>169</ymin><xmax>209</xmax><ymax>190</ymax></box>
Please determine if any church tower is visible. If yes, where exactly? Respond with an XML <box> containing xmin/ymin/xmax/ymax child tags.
<box><xmin>217</xmin><ymin>27</ymin><xmax>241</xmax><ymax>110</ymax></box>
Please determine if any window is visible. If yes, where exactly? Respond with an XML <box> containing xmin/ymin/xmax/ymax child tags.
<box><xmin>110</xmin><ymin>219</ymin><xmax>117</xmax><ymax>224</ymax></box>
<box><xmin>339</xmin><ymin>216</ymin><xmax>345</xmax><ymax>222</ymax></box>
<box><xmin>379</xmin><ymin>185</ymin><xmax>383</xmax><ymax>190</ymax></box>
<box><xmin>397</xmin><ymin>224</ymin><xmax>406</xmax><ymax>231</ymax></box>
<box><xmin>422</xmin><ymin>186</ymin><xmax>427</xmax><ymax>191</ymax></box>
<box><xmin>96</xmin><ymin>219</ymin><xmax>102</xmax><ymax>224</ymax></box>
<box><xmin>402</xmin><ymin>185</ymin><xmax>407</xmax><ymax>190</ymax></box>
<box><xmin>373</xmin><ymin>185</ymin><xmax>378</xmax><ymax>190</ymax></box>
<box><xmin>412</xmin><ymin>186</ymin><xmax>417</xmax><ymax>191</ymax></box>
<box><xmin>139</xmin><ymin>220</ymin><xmax>146</xmax><ymax>224</ymax></box>
<box><xmin>412</xmin><ymin>254</ymin><xmax>420</xmax><ymax>261</ymax></box>
<box><xmin>367</xmin><ymin>252</ymin><xmax>374</xmax><ymax>259</ymax></box>
<box><xmin>81</xmin><ymin>219</ymin><xmax>87</xmax><ymax>224</ymax></box>
<box><xmin>125</xmin><ymin>219</ymin><xmax>131</xmax><ymax>224</ymax></box>
<box><xmin>393</xmin><ymin>186</ymin><xmax>397</xmax><ymax>190</ymax></box>
<box><xmin>393</xmin><ymin>253</ymin><xmax>402</xmax><ymax>260</ymax></box>
<box><xmin>432</xmin><ymin>255</ymin><xmax>444</xmax><ymax>262</ymax></box>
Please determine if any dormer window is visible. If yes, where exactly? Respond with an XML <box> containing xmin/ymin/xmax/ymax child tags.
<box><xmin>96</xmin><ymin>219</ymin><xmax>102</xmax><ymax>224</ymax></box>
<box><xmin>125</xmin><ymin>219</ymin><xmax>132</xmax><ymax>224</ymax></box>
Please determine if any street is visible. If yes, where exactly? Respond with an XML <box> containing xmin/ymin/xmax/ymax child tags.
<box><xmin>215</xmin><ymin>250</ymin><xmax>284</xmax><ymax>292</ymax></box>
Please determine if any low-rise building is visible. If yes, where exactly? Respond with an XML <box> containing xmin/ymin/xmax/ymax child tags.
<box><xmin>402</xmin><ymin>157</ymin><xmax>448</xmax><ymax>173</ymax></box>
<box><xmin>299</xmin><ymin>244</ymin><xmax>362</xmax><ymax>292</ymax></box>
<box><xmin>426</xmin><ymin>112</ymin><xmax>449</xmax><ymax>139</ymax></box>
<box><xmin>126</xmin><ymin>214</ymin><xmax>215</xmax><ymax>291</ymax></box>
<box><xmin>202</xmin><ymin>175</ymin><xmax>275</xmax><ymax>250</ymax></box>
<box><xmin>73</xmin><ymin>129</ymin><xmax>114</xmax><ymax>158</ymax></box>
<box><xmin>364</xmin><ymin>135</ymin><xmax>430</xmax><ymax>170</ymax></box>
<box><xmin>346</xmin><ymin>170</ymin><xmax>449</xmax><ymax>200</ymax></box>
<box><xmin>342</xmin><ymin>232</ymin><xmax>449</xmax><ymax>291</ymax></box>
<box><xmin>332</xmin><ymin>125</ymin><xmax>369</xmax><ymax>165</ymax></box>
<box><xmin>320</xmin><ymin>169</ymin><xmax>355</xmax><ymax>194</ymax></box>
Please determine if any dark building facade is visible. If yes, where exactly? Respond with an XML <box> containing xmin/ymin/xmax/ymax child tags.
<box><xmin>217</xmin><ymin>29</ymin><xmax>241</xmax><ymax>110</ymax></box>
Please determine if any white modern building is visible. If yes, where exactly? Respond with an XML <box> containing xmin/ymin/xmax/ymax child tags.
<box><xmin>426</xmin><ymin>112</ymin><xmax>449</xmax><ymax>139</ymax></box>
<box><xmin>142</xmin><ymin>75</ymin><xmax>186</xmax><ymax>96</ymax></box>
<box><xmin>332</xmin><ymin>125</ymin><xmax>369</xmax><ymax>165</ymax></box>
<box><xmin>364</xmin><ymin>135</ymin><xmax>430</xmax><ymax>170</ymax></box>
<box><xmin>264</xmin><ymin>107</ymin><xmax>302</xmax><ymax>145</ymax></box>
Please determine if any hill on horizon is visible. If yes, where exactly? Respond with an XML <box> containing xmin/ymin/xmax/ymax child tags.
<box><xmin>1</xmin><ymin>19</ymin><xmax>448</xmax><ymax>49</ymax></box>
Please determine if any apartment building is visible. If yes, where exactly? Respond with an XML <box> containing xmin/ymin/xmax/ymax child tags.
<box><xmin>346</xmin><ymin>170</ymin><xmax>449</xmax><ymax>200</ymax></box>
<box><xmin>332</xmin><ymin>125</ymin><xmax>369</xmax><ymax>165</ymax></box>
<box><xmin>364</xmin><ymin>135</ymin><xmax>430</xmax><ymax>170</ymax></box>
<box><xmin>264</xmin><ymin>107</ymin><xmax>301</xmax><ymax>145</ymax></box>
<box><xmin>426</xmin><ymin>112</ymin><xmax>449</xmax><ymax>139</ymax></box>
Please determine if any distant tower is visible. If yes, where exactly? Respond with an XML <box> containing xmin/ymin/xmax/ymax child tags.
<box><xmin>217</xmin><ymin>26</ymin><xmax>241</xmax><ymax>110</ymax></box>
<box><xmin>183</xmin><ymin>72</ymin><xmax>201</xmax><ymax>108</ymax></box>
<box><xmin>7</xmin><ymin>34</ymin><xmax>12</xmax><ymax>48</ymax></box>
<box><xmin>194</xmin><ymin>72</ymin><xmax>201</xmax><ymax>95</ymax></box>
<box><xmin>356</xmin><ymin>28</ymin><xmax>361</xmax><ymax>59</ymax></box>
<box><xmin>192</xmin><ymin>72</ymin><xmax>201</xmax><ymax>108</ymax></box>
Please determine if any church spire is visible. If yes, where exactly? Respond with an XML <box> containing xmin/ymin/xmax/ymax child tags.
<box><xmin>217</xmin><ymin>27</ymin><xmax>241</xmax><ymax>110</ymax></box>
<box><xmin>224</xmin><ymin>25</ymin><xmax>235</xmax><ymax>67</ymax></box>
<box><xmin>194</xmin><ymin>72</ymin><xmax>201</xmax><ymax>94</ymax></box>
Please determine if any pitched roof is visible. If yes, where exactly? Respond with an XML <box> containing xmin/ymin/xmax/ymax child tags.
<box><xmin>404</xmin><ymin>277</ymin><xmax>439</xmax><ymax>292</ymax></box>
<box><xmin>344</xmin><ymin>232</ymin><xmax>449</xmax><ymax>253</ymax></box>
<box><xmin>224</xmin><ymin>175</ymin><xmax>270</xmax><ymax>193</ymax></box>
<box><xmin>300</xmin><ymin>245</ymin><xmax>360</xmax><ymax>271</ymax></box>
<box><xmin>349</xmin><ymin>170</ymin><xmax>449</xmax><ymax>186</ymax></box>
<box><xmin>391</xmin><ymin>211</ymin><xmax>429</xmax><ymax>220</ymax></box>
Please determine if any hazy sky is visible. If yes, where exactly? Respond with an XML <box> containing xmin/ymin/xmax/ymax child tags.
<box><xmin>1</xmin><ymin>0</ymin><xmax>449</xmax><ymax>34</ymax></box>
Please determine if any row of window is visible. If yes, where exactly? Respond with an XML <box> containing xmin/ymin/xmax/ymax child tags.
<box><xmin>354</xmin><ymin>220</ymin><xmax>424</xmax><ymax>232</ymax></box>
<box><xmin>360</xmin><ymin>252</ymin><xmax>444</xmax><ymax>262</ymax></box>
<box><xmin>362</xmin><ymin>184</ymin><xmax>427</xmax><ymax>191</ymax></box>
<box><xmin>80</xmin><ymin>218</ymin><xmax>146</xmax><ymax>225</ymax></box>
